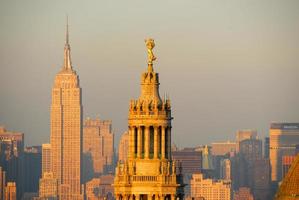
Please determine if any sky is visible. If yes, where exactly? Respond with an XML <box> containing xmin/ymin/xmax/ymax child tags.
<box><xmin>1</xmin><ymin>0</ymin><xmax>299</xmax><ymax>148</ymax></box>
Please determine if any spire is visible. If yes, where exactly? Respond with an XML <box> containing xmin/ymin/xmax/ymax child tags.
<box><xmin>63</xmin><ymin>16</ymin><xmax>72</xmax><ymax>70</ymax></box>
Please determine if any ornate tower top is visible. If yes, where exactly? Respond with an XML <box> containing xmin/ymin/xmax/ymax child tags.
<box><xmin>135</xmin><ymin>38</ymin><xmax>164</xmax><ymax>105</ymax></box>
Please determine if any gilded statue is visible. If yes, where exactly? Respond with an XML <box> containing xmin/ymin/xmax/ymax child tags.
<box><xmin>145</xmin><ymin>38</ymin><xmax>156</xmax><ymax>64</ymax></box>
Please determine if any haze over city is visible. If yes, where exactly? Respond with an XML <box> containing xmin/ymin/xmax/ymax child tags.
<box><xmin>1</xmin><ymin>0</ymin><xmax>299</xmax><ymax>147</ymax></box>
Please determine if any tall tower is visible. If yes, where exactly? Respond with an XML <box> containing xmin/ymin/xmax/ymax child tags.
<box><xmin>114</xmin><ymin>39</ymin><xmax>184</xmax><ymax>200</ymax></box>
<box><xmin>50</xmin><ymin>19</ymin><xmax>83</xmax><ymax>200</ymax></box>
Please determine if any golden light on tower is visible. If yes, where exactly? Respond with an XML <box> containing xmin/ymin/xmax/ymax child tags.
<box><xmin>113</xmin><ymin>39</ymin><xmax>184</xmax><ymax>200</ymax></box>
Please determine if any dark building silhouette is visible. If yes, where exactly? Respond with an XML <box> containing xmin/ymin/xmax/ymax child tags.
<box><xmin>22</xmin><ymin>146</ymin><xmax>41</xmax><ymax>197</ymax></box>
<box><xmin>0</xmin><ymin>126</ymin><xmax>24</xmax><ymax>199</ymax></box>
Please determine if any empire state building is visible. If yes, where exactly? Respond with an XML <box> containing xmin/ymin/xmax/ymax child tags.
<box><xmin>50</xmin><ymin>21</ymin><xmax>83</xmax><ymax>200</ymax></box>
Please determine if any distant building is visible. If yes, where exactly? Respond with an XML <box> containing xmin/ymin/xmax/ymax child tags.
<box><xmin>220</xmin><ymin>159</ymin><xmax>231</xmax><ymax>180</ymax></box>
<box><xmin>282</xmin><ymin>155</ymin><xmax>296</xmax><ymax>179</ymax></box>
<box><xmin>173</xmin><ymin>148</ymin><xmax>202</xmax><ymax>175</ymax></box>
<box><xmin>83</xmin><ymin>118</ymin><xmax>115</xmax><ymax>180</ymax></box>
<box><xmin>190</xmin><ymin>173</ymin><xmax>231</xmax><ymax>200</ymax></box>
<box><xmin>239</xmin><ymin>138</ymin><xmax>262</xmax><ymax>163</ymax></box>
<box><xmin>211</xmin><ymin>141</ymin><xmax>236</xmax><ymax>156</ymax></box>
<box><xmin>264</xmin><ymin>137</ymin><xmax>270</xmax><ymax>159</ymax></box>
<box><xmin>172</xmin><ymin>148</ymin><xmax>202</xmax><ymax>197</ymax></box>
<box><xmin>85</xmin><ymin>175</ymin><xmax>114</xmax><ymax>200</ymax></box>
<box><xmin>0</xmin><ymin>167</ymin><xmax>6</xmax><ymax>200</ymax></box>
<box><xmin>202</xmin><ymin>146</ymin><xmax>213</xmax><ymax>170</ymax></box>
<box><xmin>5</xmin><ymin>182</ymin><xmax>16</xmax><ymax>200</ymax></box>
<box><xmin>38</xmin><ymin>172</ymin><xmax>58</xmax><ymax>199</ymax></box>
<box><xmin>234</xmin><ymin>187</ymin><xmax>254</xmax><ymax>200</ymax></box>
<box><xmin>252</xmin><ymin>158</ymin><xmax>271</xmax><ymax>200</ymax></box>
<box><xmin>42</xmin><ymin>144</ymin><xmax>51</xmax><ymax>174</ymax></box>
<box><xmin>269</xmin><ymin>123</ymin><xmax>299</xmax><ymax>182</ymax></box>
<box><xmin>23</xmin><ymin>146</ymin><xmax>42</xmax><ymax>195</ymax></box>
<box><xmin>118</xmin><ymin>131</ymin><xmax>129</xmax><ymax>163</ymax></box>
<box><xmin>0</xmin><ymin>126</ymin><xmax>24</xmax><ymax>199</ymax></box>
<box><xmin>236</xmin><ymin>129</ymin><xmax>257</xmax><ymax>152</ymax></box>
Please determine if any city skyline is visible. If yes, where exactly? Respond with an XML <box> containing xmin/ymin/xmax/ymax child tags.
<box><xmin>1</xmin><ymin>1</ymin><xmax>299</xmax><ymax>148</ymax></box>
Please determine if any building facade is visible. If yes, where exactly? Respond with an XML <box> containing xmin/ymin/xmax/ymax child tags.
<box><xmin>85</xmin><ymin>175</ymin><xmax>114</xmax><ymax>200</ymax></box>
<box><xmin>0</xmin><ymin>126</ymin><xmax>24</xmax><ymax>199</ymax></box>
<box><xmin>42</xmin><ymin>144</ymin><xmax>51</xmax><ymax>175</ymax></box>
<box><xmin>0</xmin><ymin>167</ymin><xmax>6</xmax><ymax>200</ymax></box>
<box><xmin>118</xmin><ymin>131</ymin><xmax>129</xmax><ymax>163</ymax></box>
<box><xmin>220</xmin><ymin>159</ymin><xmax>231</xmax><ymax>181</ymax></box>
<box><xmin>5</xmin><ymin>182</ymin><xmax>16</xmax><ymax>200</ymax></box>
<box><xmin>270</xmin><ymin>123</ymin><xmax>299</xmax><ymax>182</ymax></box>
<box><xmin>190</xmin><ymin>173</ymin><xmax>231</xmax><ymax>200</ymax></box>
<box><xmin>211</xmin><ymin>142</ymin><xmax>236</xmax><ymax>156</ymax></box>
<box><xmin>113</xmin><ymin>39</ymin><xmax>184</xmax><ymax>200</ymax></box>
<box><xmin>233</xmin><ymin>187</ymin><xmax>254</xmax><ymax>200</ymax></box>
<box><xmin>172</xmin><ymin>148</ymin><xmax>202</xmax><ymax>197</ymax></box>
<box><xmin>38</xmin><ymin>172</ymin><xmax>58</xmax><ymax>199</ymax></box>
<box><xmin>83</xmin><ymin>118</ymin><xmax>115</xmax><ymax>179</ymax></box>
<box><xmin>23</xmin><ymin>146</ymin><xmax>42</xmax><ymax>195</ymax></box>
<box><xmin>49</xmin><ymin>22</ymin><xmax>83</xmax><ymax>199</ymax></box>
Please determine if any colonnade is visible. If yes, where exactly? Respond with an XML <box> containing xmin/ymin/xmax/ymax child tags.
<box><xmin>129</xmin><ymin>125</ymin><xmax>171</xmax><ymax>159</ymax></box>
<box><xmin>116</xmin><ymin>194</ymin><xmax>177</xmax><ymax>200</ymax></box>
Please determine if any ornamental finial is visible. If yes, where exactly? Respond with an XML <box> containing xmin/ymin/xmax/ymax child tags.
<box><xmin>145</xmin><ymin>38</ymin><xmax>156</xmax><ymax>68</ymax></box>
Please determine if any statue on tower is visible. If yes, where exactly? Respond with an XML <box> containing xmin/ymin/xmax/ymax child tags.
<box><xmin>145</xmin><ymin>38</ymin><xmax>156</xmax><ymax>65</ymax></box>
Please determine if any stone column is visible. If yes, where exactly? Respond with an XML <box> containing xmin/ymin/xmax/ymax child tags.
<box><xmin>161</xmin><ymin>126</ymin><xmax>165</xmax><ymax>159</ymax></box>
<box><xmin>129</xmin><ymin>126</ymin><xmax>135</xmax><ymax>159</ymax></box>
<box><xmin>167</xmin><ymin>127</ymin><xmax>171</xmax><ymax>159</ymax></box>
<box><xmin>144</xmin><ymin>126</ymin><xmax>149</xmax><ymax>159</ymax></box>
<box><xmin>135</xmin><ymin>194</ymin><xmax>140</xmax><ymax>200</ymax></box>
<box><xmin>154</xmin><ymin>127</ymin><xmax>158</xmax><ymax>158</ymax></box>
<box><xmin>116</xmin><ymin>194</ymin><xmax>121</xmax><ymax>200</ymax></box>
<box><xmin>137</xmin><ymin>126</ymin><xmax>142</xmax><ymax>158</ymax></box>
<box><xmin>171</xmin><ymin>195</ymin><xmax>175</xmax><ymax>200</ymax></box>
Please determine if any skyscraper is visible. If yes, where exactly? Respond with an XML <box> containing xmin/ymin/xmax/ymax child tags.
<box><xmin>118</xmin><ymin>131</ymin><xmax>129</xmax><ymax>163</ymax></box>
<box><xmin>211</xmin><ymin>141</ymin><xmax>236</xmax><ymax>156</ymax></box>
<box><xmin>236</xmin><ymin>129</ymin><xmax>257</xmax><ymax>152</ymax></box>
<box><xmin>269</xmin><ymin>123</ymin><xmax>299</xmax><ymax>182</ymax></box>
<box><xmin>83</xmin><ymin>118</ymin><xmax>115</xmax><ymax>179</ymax></box>
<box><xmin>113</xmin><ymin>39</ymin><xmax>184</xmax><ymax>200</ymax></box>
<box><xmin>23</xmin><ymin>146</ymin><xmax>42</xmax><ymax>196</ymax></box>
<box><xmin>50</xmin><ymin>20</ymin><xmax>83</xmax><ymax>200</ymax></box>
<box><xmin>172</xmin><ymin>148</ymin><xmax>202</xmax><ymax>197</ymax></box>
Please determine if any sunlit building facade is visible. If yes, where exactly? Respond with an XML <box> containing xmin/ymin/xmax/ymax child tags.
<box><xmin>83</xmin><ymin>118</ymin><xmax>115</xmax><ymax>177</ymax></box>
<box><xmin>270</xmin><ymin>123</ymin><xmax>299</xmax><ymax>182</ymax></box>
<box><xmin>113</xmin><ymin>39</ymin><xmax>184</xmax><ymax>200</ymax></box>
<box><xmin>50</xmin><ymin>22</ymin><xmax>83</xmax><ymax>199</ymax></box>
<box><xmin>5</xmin><ymin>182</ymin><xmax>16</xmax><ymax>200</ymax></box>
<box><xmin>118</xmin><ymin>131</ymin><xmax>129</xmax><ymax>163</ymax></box>
<box><xmin>190</xmin><ymin>173</ymin><xmax>231</xmax><ymax>200</ymax></box>
<box><xmin>42</xmin><ymin>144</ymin><xmax>51</xmax><ymax>175</ymax></box>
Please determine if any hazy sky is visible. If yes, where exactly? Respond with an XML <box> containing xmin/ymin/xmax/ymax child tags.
<box><xmin>1</xmin><ymin>0</ymin><xmax>299</xmax><ymax>148</ymax></box>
